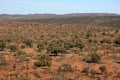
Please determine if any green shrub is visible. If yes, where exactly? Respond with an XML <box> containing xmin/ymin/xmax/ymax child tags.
<box><xmin>23</xmin><ymin>39</ymin><xmax>33</xmax><ymax>47</ymax></box>
<box><xmin>0</xmin><ymin>40</ymin><xmax>6</xmax><ymax>51</ymax></box>
<box><xmin>6</xmin><ymin>39</ymin><xmax>11</xmax><ymax>42</ymax></box>
<box><xmin>99</xmin><ymin>66</ymin><xmax>106</xmax><ymax>73</ymax></box>
<box><xmin>64</xmin><ymin>40</ymin><xmax>75</xmax><ymax>49</ymax></box>
<box><xmin>14</xmin><ymin>50</ymin><xmax>26</xmax><ymax>56</ymax></box>
<box><xmin>75</xmin><ymin>42</ymin><xmax>84</xmax><ymax>49</ymax></box>
<box><xmin>8</xmin><ymin>45</ymin><xmax>18</xmax><ymax>52</ymax></box>
<box><xmin>34</xmin><ymin>54</ymin><xmax>52</xmax><ymax>67</ymax></box>
<box><xmin>0</xmin><ymin>57</ymin><xmax>7</xmax><ymax>66</ymax></box>
<box><xmin>114</xmin><ymin>36</ymin><xmax>120</xmax><ymax>46</ymax></box>
<box><xmin>100</xmin><ymin>39</ymin><xmax>111</xmax><ymax>44</ymax></box>
<box><xmin>20</xmin><ymin>44</ymin><xmax>26</xmax><ymax>49</ymax></box>
<box><xmin>37</xmin><ymin>43</ymin><xmax>45</xmax><ymax>52</ymax></box>
<box><xmin>64</xmin><ymin>39</ymin><xmax>84</xmax><ymax>50</ymax></box>
<box><xmin>72</xmin><ymin>39</ymin><xmax>84</xmax><ymax>49</ymax></box>
<box><xmin>47</xmin><ymin>41</ymin><xmax>65</xmax><ymax>55</ymax></box>
<box><xmin>84</xmin><ymin>53</ymin><xmax>101</xmax><ymax>63</ymax></box>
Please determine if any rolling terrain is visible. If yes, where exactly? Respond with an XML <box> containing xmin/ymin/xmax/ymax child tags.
<box><xmin>0</xmin><ymin>13</ymin><xmax>120</xmax><ymax>80</ymax></box>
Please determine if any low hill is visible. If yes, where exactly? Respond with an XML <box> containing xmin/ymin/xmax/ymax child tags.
<box><xmin>0</xmin><ymin>13</ymin><xmax>120</xmax><ymax>28</ymax></box>
<box><xmin>0</xmin><ymin>13</ymin><xmax>119</xmax><ymax>21</ymax></box>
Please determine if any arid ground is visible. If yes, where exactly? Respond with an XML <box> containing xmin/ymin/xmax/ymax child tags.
<box><xmin>0</xmin><ymin>15</ymin><xmax>120</xmax><ymax>80</ymax></box>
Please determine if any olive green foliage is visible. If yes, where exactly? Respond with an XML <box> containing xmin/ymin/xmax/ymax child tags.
<box><xmin>100</xmin><ymin>39</ymin><xmax>111</xmax><ymax>44</ymax></box>
<box><xmin>99</xmin><ymin>66</ymin><xmax>106</xmax><ymax>73</ymax></box>
<box><xmin>0</xmin><ymin>40</ymin><xmax>6</xmax><ymax>51</ymax></box>
<box><xmin>14</xmin><ymin>50</ymin><xmax>26</xmax><ymax>56</ymax></box>
<box><xmin>8</xmin><ymin>44</ymin><xmax>18</xmax><ymax>52</ymax></box>
<box><xmin>64</xmin><ymin>39</ymin><xmax>84</xmax><ymax>50</ymax></box>
<box><xmin>23</xmin><ymin>39</ymin><xmax>33</xmax><ymax>47</ymax></box>
<box><xmin>37</xmin><ymin>42</ymin><xmax>46</xmax><ymax>52</ymax></box>
<box><xmin>114</xmin><ymin>36</ymin><xmax>120</xmax><ymax>46</ymax></box>
<box><xmin>34</xmin><ymin>54</ymin><xmax>52</xmax><ymax>67</ymax></box>
<box><xmin>47</xmin><ymin>41</ymin><xmax>65</xmax><ymax>55</ymax></box>
<box><xmin>0</xmin><ymin>58</ymin><xmax>7</xmax><ymax>66</ymax></box>
<box><xmin>84</xmin><ymin>53</ymin><xmax>101</xmax><ymax>63</ymax></box>
<box><xmin>64</xmin><ymin>40</ymin><xmax>75</xmax><ymax>49</ymax></box>
<box><xmin>72</xmin><ymin>39</ymin><xmax>84</xmax><ymax>49</ymax></box>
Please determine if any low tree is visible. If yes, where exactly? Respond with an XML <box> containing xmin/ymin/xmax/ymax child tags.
<box><xmin>47</xmin><ymin>41</ymin><xmax>65</xmax><ymax>56</ymax></box>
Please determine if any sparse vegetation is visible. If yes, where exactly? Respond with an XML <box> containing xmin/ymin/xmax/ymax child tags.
<box><xmin>0</xmin><ymin>16</ymin><xmax>119</xmax><ymax>79</ymax></box>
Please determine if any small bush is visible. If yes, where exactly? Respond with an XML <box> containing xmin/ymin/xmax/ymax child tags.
<box><xmin>23</xmin><ymin>39</ymin><xmax>33</xmax><ymax>47</ymax></box>
<box><xmin>114</xmin><ymin>36</ymin><xmax>120</xmax><ymax>46</ymax></box>
<box><xmin>63</xmin><ymin>39</ymin><xmax>84</xmax><ymax>50</ymax></box>
<box><xmin>0</xmin><ymin>40</ymin><xmax>6</xmax><ymax>51</ymax></box>
<box><xmin>100</xmin><ymin>39</ymin><xmax>111</xmax><ymax>44</ymax></box>
<box><xmin>99</xmin><ymin>66</ymin><xmax>106</xmax><ymax>73</ymax></box>
<box><xmin>8</xmin><ymin>45</ymin><xmax>18</xmax><ymax>52</ymax></box>
<box><xmin>64</xmin><ymin>40</ymin><xmax>75</xmax><ymax>49</ymax></box>
<box><xmin>75</xmin><ymin>42</ymin><xmax>84</xmax><ymax>49</ymax></box>
<box><xmin>14</xmin><ymin>50</ymin><xmax>26</xmax><ymax>56</ymax></box>
<box><xmin>84</xmin><ymin>53</ymin><xmax>101</xmax><ymax>63</ymax></box>
<box><xmin>37</xmin><ymin>43</ymin><xmax>45</xmax><ymax>52</ymax></box>
<box><xmin>72</xmin><ymin>39</ymin><xmax>84</xmax><ymax>49</ymax></box>
<box><xmin>47</xmin><ymin>41</ymin><xmax>65</xmax><ymax>55</ymax></box>
<box><xmin>0</xmin><ymin>57</ymin><xmax>7</xmax><ymax>66</ymax></box>
<box><xmin>34</xmin><ymin>54</ymin><xmax>52</xmax><ymax>67</ymax></box>
<box><xmin>20</xmin><ymin>44</ymin><xmax>26</xmax><ymax>49</ymax></box>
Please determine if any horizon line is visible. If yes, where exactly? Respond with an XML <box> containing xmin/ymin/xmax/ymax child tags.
<box><xmin>0</xmin><ymin>12</ymin><xmax>120</xmax><ymax>15</ymax></box>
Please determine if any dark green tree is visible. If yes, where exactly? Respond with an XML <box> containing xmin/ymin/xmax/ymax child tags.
<box><xmin>47</xmin><ymin>41</ymin><xmax>65</xmax><ymax>56</ymax></box>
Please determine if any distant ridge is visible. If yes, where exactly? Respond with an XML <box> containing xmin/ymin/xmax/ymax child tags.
<box><xmin>62</xmin><ymin>13</ymin><xmax>120</xmax><ymax>17</ymax></box>
<box><xmin>0</xmin><ymin>13</ymin><xmax>119</xmax><ymax>21</ymax></box>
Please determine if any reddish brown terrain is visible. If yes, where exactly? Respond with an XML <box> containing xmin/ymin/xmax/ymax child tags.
<box><xmin>0</xmin><ymin>15</ymin><xmax>120</xmax><ymax>80</ymax></box>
